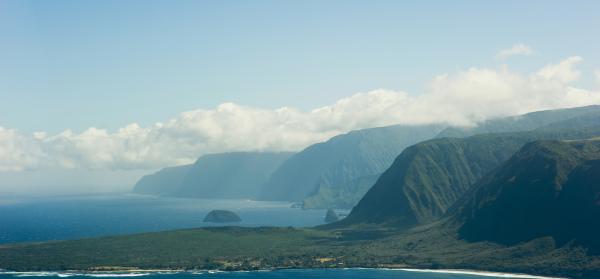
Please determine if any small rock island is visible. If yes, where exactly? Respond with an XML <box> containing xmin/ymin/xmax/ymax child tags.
<box><xmin>324</xmin><ymin>209</ymin><xmax>339</xmax><ymax>223</ymax></box>
<box><xmin>203</xmin><ymin>210</ymin><xmax>242</xmax><ymax>223</ymax></box>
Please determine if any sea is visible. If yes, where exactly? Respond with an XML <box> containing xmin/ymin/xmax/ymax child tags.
<box><xmin>0</xmin><ymin>194</ymin><xmax>558</xmax><ymax>279</ymax></box>
<box><xmin>0</xmin><ymin>193</ymin><xmax>346</xmax><ymax>244</ymax></box>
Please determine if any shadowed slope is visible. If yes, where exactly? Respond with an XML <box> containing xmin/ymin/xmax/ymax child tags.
<box><xmin>341</xmin><ymin>110</ymin><xmax>600</xmax><ymax>228</ymax></box>
<box><xmin>455</xmin><ymin>140</ymin><xmax>600</xmax><ymax>253</ymax></box>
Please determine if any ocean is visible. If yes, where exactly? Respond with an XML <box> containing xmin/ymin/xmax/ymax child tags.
<box><xmin>0</xmin><ymin>194</ymin><xmax>342</xmax><ymax>244</ymax></box>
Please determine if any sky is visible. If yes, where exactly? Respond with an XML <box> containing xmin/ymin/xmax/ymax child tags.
<box><xmin>1</xmin><ymin>0</ymin><xmax>600</xmax><ymax>193</ymax></box>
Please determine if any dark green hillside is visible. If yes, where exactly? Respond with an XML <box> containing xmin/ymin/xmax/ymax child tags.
<box><xmin>341</xmin><ymin>135</ymin><xmax>528</xmax><ymax>227</ymax></box>
<box><xmin>455</xmin><ymin>140</ymin><xmax>600</xmax><ymax>252</ymax></box>
<box><xmin>133</xmin><ymin>152</ymin><xmax>293</xmax><ymax>199</ymax></box>
<box><xmin>258</xmin><ymin>124</ymin><xmax>445</xmax><ymax>207</ymax></box>
<box><xmin>342</xmin><ymin>111</ymin><xmax>600</xmax><ymax>228</ymax></box>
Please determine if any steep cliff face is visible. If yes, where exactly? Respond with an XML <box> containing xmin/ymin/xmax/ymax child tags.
<box><xmin>341</xmin><ymin>135</ymin><xmax>527</xmax><ymax>227</ymax></box>
<box><xmin>342</xmin><ymin>110</ymin><xmax>600</xmax><ymax>228</ymax></box>
<box><xmin>258</xmin><ymin>124</ymin><xmax>446</xmax><ymax>206</ymax></box>
<box><xmin>175</xmin><ymin>152</ymin><xmax>293</xmax><ymax>199</ymax></box>
<box><xmin>454</xmin><ymin>140</ymin><xmax>600</xmax><ymax>253</ymax></box>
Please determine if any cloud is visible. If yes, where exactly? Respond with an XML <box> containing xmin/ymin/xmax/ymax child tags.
<box><xmin>0</xmin><ymin>127</ymin><xmax>44</xmax><ymax>171</ymax></box>
<box><xmin>1</xmin><ymin>57</ymin><xmax>600</xmax><ymax>172</ymax></box>
<box><xmin>497</xmin><ymin>44</ymin><xmax>534</xmax><ymax>59</ymax></box>
<box><xmin>534</xmin><ymin>56</ymin><xmax>582</xmax><ymax>83</ymax></box>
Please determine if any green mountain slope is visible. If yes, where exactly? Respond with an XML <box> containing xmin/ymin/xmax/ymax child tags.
<box><xmin>257</xmin><ymin>124</ymin><xmax>446</xmax><ymax>207</ymax></box>
<box><xmin>455</xmin><ymin>139</ymin><xmax>600</xmax><ymax>253</ymax></box>
<box><xmin>341</xmin><ymin>135</ymin><xmax>528</xmax><ymax>227</ymax></box>
<box><xmin>342</xmin><ymin>110</ymin><xmax>600</xmax><ymax>228</ymax></box>
<box><xmin>302</xmin><ymin>174</ymin><xmax>379</xmax><ymax>209</ymax></box>
<box><xmin>262</xmin><ymin>106</ymin><xmax>600</xmax><ymax>209</ymax></box>
<box><xmin>133</xmin><ymin>152</ymin><xmax>293</xmax><ymax>199</ymax></box>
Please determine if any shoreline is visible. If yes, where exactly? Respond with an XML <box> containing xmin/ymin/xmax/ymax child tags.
<box><xmin>0</xmin><ymin>267</ymin><xmax>569</xmax><ymax>279</ymax></box>
<box><xmin>394</xmin><ymin>268</ymin><xmax>568</xmax><ymax>279</ymax></box>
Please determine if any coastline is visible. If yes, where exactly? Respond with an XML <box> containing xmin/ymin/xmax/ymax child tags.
<box><xmin>0</xmin><ymin>267</ymin><xmax>570</xmax><ymax>279</ymax></box>
<box><xmin>394</xmin><ymin>268</ymin><xmax>568</xmax><ymax>279</ymax></box>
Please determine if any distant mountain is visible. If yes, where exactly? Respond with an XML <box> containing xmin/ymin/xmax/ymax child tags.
<box><xmin>257</xmin><ymin>124</ymin><xmax>446</xmax><ymax>208</ymax></box>
<box><xmin>454</xmin><ymin>139</ymin><xmax>600</xmax><ymax>252</ymax></box>
<box><xmin>342</xmin><ymin>109</ymin><xmax>600</xmax><ymax>228</ymax></box>
<box><xmin>437</xmin><ymin>105</ymin><xmax>600</xmax><ymax>138</ymax></box>
<box><xmin>132</xmin><ymin>165</ymin><xmax>192</xmax><ymax>196</ymax></box>
<box><xmin>133</xmin><ymin>152</ymin><xmax>293</xmax><ymax>199</ymax></box>
<box><xmin>302</xmin><ymin>174</ymin><xmax>379</xmax><ymax>209</ymax></box>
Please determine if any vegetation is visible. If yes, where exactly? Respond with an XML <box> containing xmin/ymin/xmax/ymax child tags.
<box><xmin>259</xmin><ymin>124</ymin><xmax>446</xmax><ymax>206</ymax></box>
<box><xmin>203</xmin><ymin>210</ymin><xmax>242</xmax><ymax>223</ymax></box>
<box><xmin>1</xmin><ymin>223</ymin><xmax>600</xmax><ymax>278</ymax></box>
<box><xmin>302</xmin><ymin>174</ymin><xmax>378</xmax><ymax>209</ymax></box>
<box><xmin>342</xmin><ymin>110</ymin><xmax>600</xmax><ymax>228</ymax></box>
<box><xmin>455</xmin><ymin>139</ymin><xmax>600</xmax><ymax>252</ymax></box>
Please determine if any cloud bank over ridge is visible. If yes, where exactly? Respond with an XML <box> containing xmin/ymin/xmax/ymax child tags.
<box><xmin>1</xmin><ymin>56</ymin><xmax>600</xmax><ymax>172</ymax></box>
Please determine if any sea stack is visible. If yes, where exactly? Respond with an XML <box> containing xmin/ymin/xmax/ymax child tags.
<box><xmin>203</xmin><ymin>210</ymin><xmax>242</xmax><ymax>223</ymax></box>
<box><xmin>324</xmin><ymin>209</ymin><xmax>339</xmax><ymax>223</ymax></box>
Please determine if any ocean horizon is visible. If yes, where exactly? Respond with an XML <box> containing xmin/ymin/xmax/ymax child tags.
<box><xmin>0</xmin><ymin>193</ymin><xmax>345</xmax><ymax>244</ymax></box>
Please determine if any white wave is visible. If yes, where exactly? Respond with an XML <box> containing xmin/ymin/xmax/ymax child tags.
<box><xmin>4</xmin><ymin>272</ymin><xmax>64</xmax><ymax>277</ymax></box>
<box><xmin>0</xmin><ymin>272</ymin><xmax>151</xmax><ymax>278</ymax></box>
<box><xmin>397</xmin><ymin>268</ymin><xmax>568</xmax><ymax>279</ymax></box>
<box><xmin>83</xmin><ymin>274</ymin><xmax>150</xmax><ymax>277</ymax></box>
<box><xmin>0</xmin><ymin>268</ymin><xmax>569</xmax><ymax>278</ymax></box>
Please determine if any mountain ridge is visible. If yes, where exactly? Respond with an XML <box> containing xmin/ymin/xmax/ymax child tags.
<box><xmin>340</xmin><ymin>108</ymin><xmax>600</xmax><ymax>228</ymax></box>
<box><xmin>258</xmin><ymin>124</ymin><xmax>446</xmax><ymax>207</ymax></box>
<box><xmin>453</xmin><ymin>139</ymin><xmax>600</xmax><ymax>253</ymax></box>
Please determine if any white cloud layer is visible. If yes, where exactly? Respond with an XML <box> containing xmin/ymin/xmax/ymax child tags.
<box><xmin>497</xmin><ymin>44</ymin><xmax>534</xmax><ymax>59</ymax></box>
<box><xmin>1</xmin><ymin>57</ymin><xmax>600</xmax><ymax>172</ymax></box>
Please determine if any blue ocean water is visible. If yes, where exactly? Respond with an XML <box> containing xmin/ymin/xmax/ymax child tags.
<box><xmin>0</xmin><ymin>194</ymin><xmax>345</xmax><ymax>244</ymax></box>
<box><xmin>0</xmin><ymin>269</ymin><xmax>542</xmax><ymax>279</ymax></box>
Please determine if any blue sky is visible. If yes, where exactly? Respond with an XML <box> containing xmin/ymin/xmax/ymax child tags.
<box><xmin>2</xmin><ymin>0</ymin><xmax>599</xmax><ymax>134</ymax></box>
